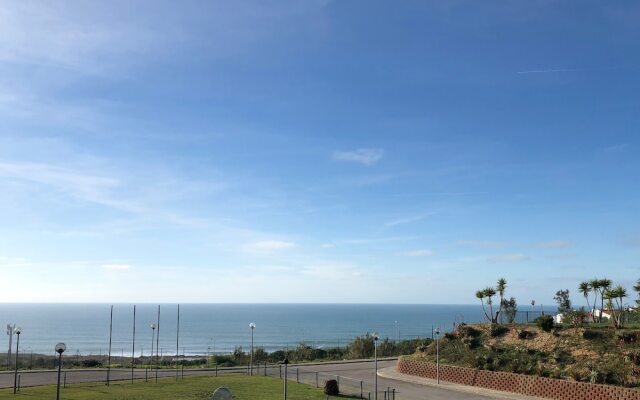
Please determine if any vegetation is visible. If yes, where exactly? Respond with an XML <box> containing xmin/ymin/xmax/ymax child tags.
<box><xmin>476</xmin><ymin>278</ymin><xmax>509</xmax><ymax>324</ymax></box>
<box><xmin>408</xmin><ymin>323</ymin><xmax>640</xmax><ymax>387</ymax></box>
<box><xmin>208</xmin><ymin>336</ymin><xmax>431</xmax><ymax>367</ymax></box>
<box><xmin>0</xmin><ymin>375</ymin><xmax>351</xmax><ymax>400</ymax></box>
<box><xmin>554</xmin><ymin>289</ymin><xmax>571</xmax><ymax>314</ymax></box>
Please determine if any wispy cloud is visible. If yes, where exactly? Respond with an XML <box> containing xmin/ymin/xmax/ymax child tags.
<box><xmin>517</xmin><ymin>68</ymin><xmax>590</xmax><ymax>74</ymax></box>
<box><xmin>101</xmin><ymin>264</ymin><xmax>132</xmax><ymax>270</ymax></box>
<box><xmin>342</xmin><ymin>236</ymin><xmax>417</xmax><ymax>245</ymax></box>
<box><xmin>332</xmin><ymin>148</ymin><xmax>384</xmax><ymax>166</ymax></box>
<box><xmin>458</xmin><ymin>240</ymin><xmax>508</xmax><ymax>249</ymax></box>
<box><xmin>544</xmin><ymin>253</ymin><xmax>577</xmax><ymax>260</ymax></box>
<box><xmin>603</xmin><ymin>143</ymin><xmax>629</xmax><ymax>153</ymax></box>
<box><xmin>245</xmin><ymin>240</ymin><xmax>296</xmax><ymax>253</ymax></box>
<box><xmin>534</xmin><ymin>240</ymin><xmax>574</xmax><ymax>249</ymax></box>
<box><xmin>385</xmin><ymin>213</ymin><xmax>433</xmax><ymax>227</ymax></box>
<box><xmin>487</xmin><ymin>253</ymin><xmax>530</xmax><ymax>263</ymax></box>
<box><xmin>401</xmin><ymin>249</ymin><xmax>434</xmax><ymax>257</ymax></box>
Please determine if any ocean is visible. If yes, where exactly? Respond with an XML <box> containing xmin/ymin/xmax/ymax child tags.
<box><xmin>1</xmin><ymin>304</ymin><xmax>486</xmax><ymax>357</ymax></box>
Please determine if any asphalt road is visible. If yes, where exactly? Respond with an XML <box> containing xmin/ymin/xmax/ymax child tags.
<box><xmin>0</xmin><ymin>360</ymin><xmax>498</xmax><ymax>399</ymax></box>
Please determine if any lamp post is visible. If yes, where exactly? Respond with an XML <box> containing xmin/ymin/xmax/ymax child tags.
<box><xmin>373</xmin><ymin>333</ymin><xmax>379</xmax><ymax>400</ymax></box>
<box><xmin>249</xmin><ymin>323</ymin><xmax>256</xmax><ymax>376</ymax></box>
<box><xmin>55</xmin><ymin>343</ymin><xmax>66</xmax><ymax>400</ymax></box>
<box><xmin>150</xmin><ymin>324</ymin><xmax>156</xmax><ymax>369</ymax></box>
<box><xmin>283</xmin><ymin>356</ymin><xmax>289</xmax><ymax>400</ymax></box>
<box><xmin>434</xmin><ymin>327</ymin><xmax>441</xmax><ymax>384</ymax></box>
<box><xmin>13</xmin><ymin>327</ymin><xmax>22</xmax><ymax>394</ymax></box>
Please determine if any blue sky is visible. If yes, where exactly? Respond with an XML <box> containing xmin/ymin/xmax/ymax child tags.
<box><xmin>1</xmin><ymin>1</ymin><xmax>639</xmax><ymax>304</ymax></box>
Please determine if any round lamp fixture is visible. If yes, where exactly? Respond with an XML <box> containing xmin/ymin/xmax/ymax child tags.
<box><xmin>55</xmin><ymin>343</ymin><xmax>66</xmax><ymax>354</ymax></box>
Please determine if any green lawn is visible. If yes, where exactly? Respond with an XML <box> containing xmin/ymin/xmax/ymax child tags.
<box><xmin>0</xmin><ymin>375</ymin><xmax>345</xmax><ymax>400</ymax></box>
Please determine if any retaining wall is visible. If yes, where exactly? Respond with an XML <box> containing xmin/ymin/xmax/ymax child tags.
<box><xmin>397</xmin><ymin>358</ymin><xmax>640</xmax><ymax>400</ymax></box>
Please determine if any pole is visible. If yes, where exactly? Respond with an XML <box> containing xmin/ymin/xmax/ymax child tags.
<box><xmin>107</xmin><ymin>305</ymin><xmax>113</xmax><ymax>386</ymax></box>
<box><xmin>56</xmin><ymin>353</ymin><xmax>63</xmax><ymax>400</ymax></box>
<box><xmin>132</xmin><ymin>305</ymin><xmax>136</xmax><ymax>383</ymax></box>
<box><xmin>249</xmin><ymin>323</ymin><xmax>255</xmax><ymax>376</ymax></box>
<box><xmin>436</xmin><ymin>333</ymin><xmax>440</xmax><ymax>384</ymax></box>
<box><xmin>374</xmin><ymin>340</ymin><xmax>378</xmax><ymax>400</ymax></box>
<box><xmin>13</xmin><ymin>332</ymin><xmax>20</xmax><ymax>394</ymax></box>
<box><xmin>156</xmin><ymin>305</ymin><xmax>160</xmax><ymax>383</ymax></box>
<box><xmin>151</xmin><ymin>328</ymin><xmax>155</xmax><ymax>370</ymax></box>
<box><xmin>284</xmin><ymin>360</ymin><xmax>288</xmax><ymax>400</ymax></box>
<box><xmin>176</xmin><ymin>304</ymin><xmax>180</xmax><ymax>381</ymax></box>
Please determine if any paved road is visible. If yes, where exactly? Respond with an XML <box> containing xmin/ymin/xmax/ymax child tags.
<box><xmin>288</xmin><ymin>360</ymin><xmax>497</xmax><ymax>400</ymax></box>
<box><xmin>0</xmin><ymin>360</ymin><xmax>498</xmax><ymax>399</ymax></box>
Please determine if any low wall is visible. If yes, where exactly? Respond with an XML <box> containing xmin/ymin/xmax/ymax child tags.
<box><xmin>397</xmin><ymin>358</ymin><xmax>640</xmax><ymax>400</ymax></box>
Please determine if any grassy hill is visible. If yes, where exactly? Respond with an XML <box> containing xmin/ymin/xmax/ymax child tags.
<box><xmin>405</xmin><ymin>323</ymin><xmax>640</xmax><ymax>388</ymax></box>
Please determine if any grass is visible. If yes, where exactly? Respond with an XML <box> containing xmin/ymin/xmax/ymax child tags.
<box><xmin>0</xmin><ymin>375</ymin><xmax>350</xmax><ymax>400</ymax></box>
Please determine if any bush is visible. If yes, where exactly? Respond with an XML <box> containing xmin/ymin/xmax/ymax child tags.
<box><xmin>489</xmin><ymin>325</ymin><xmax>509</xmax><ymax>337</ymax></box>
<box><xmin>324</xmin><ymin>379</ymin><xmax>339</xmax><ymax>395</ymax></box>
<box><xmin>535</xmin><ymin>315</ymin><xmax>555</xmax><ymax>332</ymax></box>
<box><xmin>517</xmin><ymin>330</ymin><xmax>535</xmax><ymax>340</ymax></box>
<box><xmin>583</xmin><ymin>329</ymin><xmax>605</xmax><ymax>340</ymax></box>
<box><xmin>81</xmin><ymin>359</ymin><xmax>102</xmax><ymax>368</ymax></box>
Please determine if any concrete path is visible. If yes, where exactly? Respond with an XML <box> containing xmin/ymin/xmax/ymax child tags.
<box><xmin>378</xmin><ymin>367</ymin><xmax>544</xmax><ymax>400</ymax></box>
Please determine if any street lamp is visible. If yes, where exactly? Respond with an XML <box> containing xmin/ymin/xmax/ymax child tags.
<box><xmin>249</xmin><ymin>323</ymin><xmax>256</xmax><ymax>376</ymax></box>
<box><xmin>434</xmin><ymin>327</ymin><xmax>441</xmax><ymax>384</ymax></box>
<box><xmin>13</xmin><ymin>327</ymin><xmax>22</xmax><ymax>394</ymax></box>
<box><xmin>55</xmin><ymin>343</ymin><xmax>66</xmax><ymax>400</ymax></box>
<box><xmin>282</xmin><ymin>356</ymin><xmax>289</xmax><ymax>400</ymax></box>
<box><xmin>150</xmin><ymin>324</ymin><xmax>156</xmax><ymax>368</ymax></box>
<box><xmin>373</xmin><ymin>333</ymin><xmax>379</xmax><ymax>400</ymax></box>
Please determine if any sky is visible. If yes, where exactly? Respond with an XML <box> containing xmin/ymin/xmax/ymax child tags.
<box><xmin>0</xmin><ymin>0</ymin><xmax>639</xmax><ymax>305</ymax></box>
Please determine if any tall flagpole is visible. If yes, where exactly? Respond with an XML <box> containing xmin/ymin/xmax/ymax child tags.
<box><xmin>131</xmin><ymin>305</ymin><xmax>136</xmax><ymax>383</ymax></box>
<box><xmin>107</xmin><ymin>305</ymin><xmax>113</xmax><ymax>386</ymax></box>
<box><xmin>175</xmin><ymin>304</ymin><xmax>180</xmax><ymax>380</ymax></box>
<box><xmin>155</xmin><ymin>305</ymin><xmax>160</xmax><ymax>383</ymax></box>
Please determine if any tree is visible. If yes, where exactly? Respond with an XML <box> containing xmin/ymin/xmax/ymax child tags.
<box><xmin>476</xmin><ymin>287</ymin><xmax>497</xmax><ymax>323</ymax></box>
<box><xmin>589</xmin><ymin>278</ymin><xmax>601</xmax><ymax>321</ymax></box>
<box><xmin>476</xmin><ymin>279</ymin><xmax>507</xmax><ymax>324</ymax></box>
<box><xmin>578</xmin><ymin>281</ymin><xmax>595</xmax><ymax>322</ymax></box>
<box><xmin>634</xmin><ymin>279</ymin><xmax>640</xmax><ymax>307</ymax></box>
<box><xmin>598</xmin><ymin>278</ymin><xmax>612</xmax><ymax>322</ymax></box>
<box><xmin>476</xmin><ymin>290</ymin><xmax>491</xmax><ymax>323</ymax></box>
<box><xmin>501</xmin><ymin>297</ymin><xmax>518</xmax><ymax>323</ymax></box>
<box><xmin>554</xmin><ymin>289</ymin><xmax>572</xmax><ymax>315</ymax></box>
<box><xmin>496</xmin><ymin>278</ymin><xmax>507</xmax><ymax>323</ymax></box>
<box><xmin>604</xmin><ymin>285</ymin><xmax>628</xmax><ymax>329</ymax></box>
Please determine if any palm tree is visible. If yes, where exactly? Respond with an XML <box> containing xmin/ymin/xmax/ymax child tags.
<box><xmin>613</xmin><ymin>285</ymin><xmax>628</xmax><ymax>328</ymax></box>
<box><xmin>634</xmin><ymin>279</ymin><xmax>640</xmax><ymax>307</ymax></box>
<box><xmin>476</xmin><ymin>290</ymin><xmax>491</xmax><ymax>323</ymax></box>
<box><xmin>603</xmin><ymin>286</ymin><xmax>627</xmax><ymax>328</ymax></box>
<box><xmin>578</xmin><ymin>282</ymin><xmax>594</xmax><ymax>322</ymax></box>
<box><xmin>599</xmin><ymin>278</ymin><xmax>612</xmax><ymax>322</ymax></box>
<box><xmin>483</xmin><ymin>287</ymin><xmax>497</xmax><ymax>323</ymax></box>
<box><xmin>589</xmin><ymin>278</ymin><xmax>601</xmax><ymax>321</ymax></box>
<box><xmin>496</xmin><ymin>278</ymin><xmax>507</xmax><ymax>323</ymax></box>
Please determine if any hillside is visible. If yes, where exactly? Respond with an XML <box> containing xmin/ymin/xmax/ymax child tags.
<box><xmin>406</xmin><ymin>323</ymin><xmax>640</xmax><ymax>388</ymax></box>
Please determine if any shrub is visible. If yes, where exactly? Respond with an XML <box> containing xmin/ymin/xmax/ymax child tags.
<box><xmin>517</xmin><ymin>330</ymin><xmax>535</xmax><ymax>340</ymax></box>
<box><xmin>81</xmin><ymin>359</ymin><xmax>102</xmax><ymax>368</ymax></box>
<box><xmin>535</xmin><ymin>315</ymin><xmax>555</xmax><ymax>332</ymax></box>
<box><xmin>583</xmin><ymin>329</ymin><xmax>605</xmax><ymax>340</ymax></box>
<box><xmin>324</xmin><ymin>379</ymin><xmax>339</xmax><ymax>395</ymax></box>
<box><xmin>489</xmin><ymin>325</ymin><xmax>509</xmax><ymax>337</ymax></box>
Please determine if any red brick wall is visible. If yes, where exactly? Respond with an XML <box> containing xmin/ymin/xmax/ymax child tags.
<box><xmin>397</xmin><ymin>358</ymin><xmax>640</xmax><ymax>400</ymax></box>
